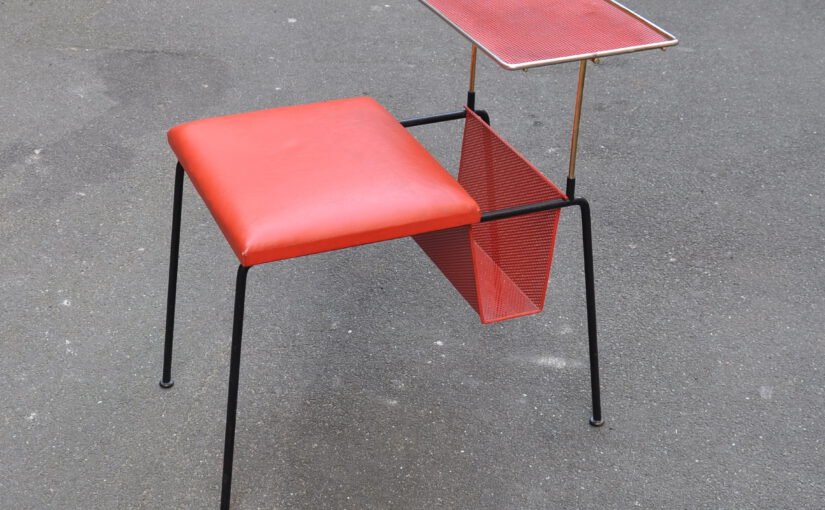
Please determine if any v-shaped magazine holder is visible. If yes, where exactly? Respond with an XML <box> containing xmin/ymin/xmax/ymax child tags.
<box><xmin>415</xmin><ymin>108</ymin><xmax>566</xmax><ymax>323</ymax></box>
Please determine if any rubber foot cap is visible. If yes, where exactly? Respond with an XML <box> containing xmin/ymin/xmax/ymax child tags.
<box><xmin>159</xmin><ymin>380</ymin><xmax>175</xmax><ymax>389</ymax></box>
<box><xmin>589</xmin><ymin>417</ymin><xmax>605</xmax><ymax>427</ymax></box>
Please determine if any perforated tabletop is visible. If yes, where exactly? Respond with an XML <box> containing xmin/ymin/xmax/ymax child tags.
<box><xmin>420</xmin><ymin>0</ymin><xmax>677</xmax><ymax>69</ymax></box>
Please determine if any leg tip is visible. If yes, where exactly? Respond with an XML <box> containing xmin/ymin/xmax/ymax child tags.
<box><xmin>589</xmin><ymin>417</ymin><xmax>604</xmax><ymax>427</ymax></box>
<box><xmin>159</xmin><ymin>379</ymin><xmax>175</xmax><ymax>389</ymax></box>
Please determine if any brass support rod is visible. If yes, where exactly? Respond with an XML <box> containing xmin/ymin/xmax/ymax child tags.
<box><xmin>469</xmin><ymin>45</ymin><xmax>478</xmax><ymax>93</ymax></box>
<box><xmin>568</xmin><ymin>59</ymin><xmax>588</xmax><ymax>181</ymax></box>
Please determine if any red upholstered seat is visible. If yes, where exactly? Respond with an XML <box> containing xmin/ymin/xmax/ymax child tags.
<box><xmin>168</xmin><ymin>97</ymin><xmax>481</xmax><ymax>266</ymax></box>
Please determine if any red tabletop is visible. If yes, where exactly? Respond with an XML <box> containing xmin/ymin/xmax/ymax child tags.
<box><xmin>420</xmin><ymin>0</ymin><xmax>677</xmax><ymax>69</ymax></box>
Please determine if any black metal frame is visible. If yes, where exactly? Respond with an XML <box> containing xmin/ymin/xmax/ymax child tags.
<box><xmin>159</xmin><ymin>105</ymin><xmax>603</xmax><ymax>508</ymax></box>
<box><xmin>482</xmin><ymin>196</ymin><xmax>602</xmax><ymax>428</ymax></box>
<box><xmin>399</xmin><ymin>108</ymin><xmax>490</xmax><ymax>128</ymax></box>
<box><xmin>159</xmin><ymin>164</ymin><xmax>253</xmax><ymax>510</ymax></box>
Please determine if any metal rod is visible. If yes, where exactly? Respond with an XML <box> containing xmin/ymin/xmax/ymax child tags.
<box><xmin>160</xmin><ymin>163</ymin><xmax>184</xmax><ymax>389</ymax></box>
<box><xmin>469</xmin><ymin>45</ymin><xmax>478</xmax><ymax>92</ymax></box>
<box><xmin>579</xmin><ymin>200</ymin><xmax>604</xmax><ymax>426</ymax></box>
<box><xmin>467</xmin><ymin>93</ymin><xmax>476</xmax><ymax>111</ymax></box>
<box><xmin>467</xmin><ymin>46</ymin><xmax>479</xmax><ymax>110</ymax></box>
<box><xmin>565</xmin><ymin>178</ymin><xmax>576</xmax><ymax>200</ymax></box>
<box><xmin>568</xmin><ymin>59</ymin><xmax>588</xmax><ymax>181</ymax></box>
<box><xmin>400</xmin><ymin>110</ymin><xmax>466</xmax><ymax>127</ymax></box>
<box><xmin>221</xmin><ymin>264</ymin><xmax>251</xmax><ymax>510</ymax></box>
<box><xmin>480</xmin><ymin>197</ymin><xmax>578</xmax><ymax>222</ymax></box>
<box><xmin>400</xmin><ymin>110</ymin><xmax>486</xmax><ymax>129</ymax></box>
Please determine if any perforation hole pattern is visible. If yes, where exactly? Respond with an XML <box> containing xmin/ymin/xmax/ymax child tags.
<box><xmin>423</xmin><ymin>0</ymin><xmax>672</xmax><ymax>66</ymax></box>
<box><xmin>415</xmin><ymin>109</ymin><xmax>565</xmax><ymax>323</ymax></box>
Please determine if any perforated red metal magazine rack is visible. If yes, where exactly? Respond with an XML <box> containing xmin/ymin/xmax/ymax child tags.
<box><xmin>415</xmin><ymin>108</ymin><xmax>566</xmax><ymax>323</ymax></box>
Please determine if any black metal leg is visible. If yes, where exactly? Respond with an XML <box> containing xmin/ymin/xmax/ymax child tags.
<box><xmin>221</xmin><ymin>264</ymin><xmax>251</xmax><ymax>510</ymax></box>
<box><xmin>565</xmin><ymin>177</ymin><xmax>576</xmax><ymax>200</ymax></box>
<box><xmin>160</xmin><ymin>163</ymin><xmax>185</xmax><ymax>389</ymax></box>
<box><xmin>578</xmin><ymin>199</ymin><xmax>604</xmax><ymax>426</ymax></box>
<box><xmin>479</xmin><ymin>196</ymin><xmax>604</xmax><ymax>425</ymax></box>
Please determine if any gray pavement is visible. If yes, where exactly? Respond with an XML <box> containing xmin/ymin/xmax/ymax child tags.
<box><xmin>1</xmin><ymin>1</ymin><xmax>823</xmax><ymax>508</ymax></box>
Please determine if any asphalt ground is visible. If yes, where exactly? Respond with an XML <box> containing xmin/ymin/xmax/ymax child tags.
<box><xmin>1</xmin><ymin>1</ymin><xmax>823</xmax><ymax>508</ymax></box>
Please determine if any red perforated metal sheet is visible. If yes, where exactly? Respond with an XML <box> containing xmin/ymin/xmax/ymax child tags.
<box><xmin>415</xmin><ymin>225</ymin><xmax>480</xmax><ymax>316</ymax></box>
<box><xmin>420</xmin><ymin>0</ymin><xmax>677</xmax><ymax>69</ymax></box>
<box><xmin>415</xmin><ymin>109</ymin><xmax>565</xmax><ymax>323</ymax></box>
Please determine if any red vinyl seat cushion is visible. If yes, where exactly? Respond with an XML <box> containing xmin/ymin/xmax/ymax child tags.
<box><xmin>168</xmin><ymin>97</ymin><xmax>481</xmax><ymax>266</ymax></box>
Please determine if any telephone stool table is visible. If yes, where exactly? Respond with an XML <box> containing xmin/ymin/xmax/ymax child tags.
<box><xmin>157</xmin><ymin>1</ymin><xmax>677</xmax><ymax>508</ymax></box>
